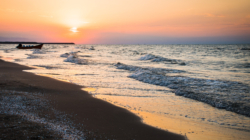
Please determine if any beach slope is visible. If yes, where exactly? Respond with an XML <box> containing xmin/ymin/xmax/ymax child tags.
<box><xmin>0</xmin><ymin>59</ymin><xmax>185</xmax><ymax>140</ymax></box>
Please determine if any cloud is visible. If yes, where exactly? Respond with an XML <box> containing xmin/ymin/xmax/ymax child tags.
<box><xmin>0</xmin><ymin>8</ymin><xmax>17</xmax><ymax>13</ymax></box>
<box><xmin>0</xmin><ymin>36</ymin><xmax>31</xmax><ymax>42</ymax></box>
<box><xmin>238</xmin><ymin>24</ymin><xmax>250</xmax><ymax>28</ymax></box>
<box><xmin>6</xmin><ymin>8</ymin><xmax>15</xmax><ymax>12</ymax></box>
<box><xmin>39</xmin><ymin>15</ymin><xmax>53</xmax><ymax>18</ymax></box>
<box><xmin>203</xmin><ymin>13</ymin><xmax>225</xmax><ymax>18</ymax></box>
<box><xmin>1</xmin><ymin>8</ymin><xmax>27</xmax><ymax>13</ymax></box>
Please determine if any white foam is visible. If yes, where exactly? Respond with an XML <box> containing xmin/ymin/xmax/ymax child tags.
<box><xmin>63</xmin><ymin>52</ymin><xmax>88</xmax><ymax>65</ymax></box>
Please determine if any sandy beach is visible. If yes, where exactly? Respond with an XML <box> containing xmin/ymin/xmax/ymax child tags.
<box><xmin>0</xmin><ymin>59</ymin><xmax>186</xmax><ymax>140</ymax></box>
<box><xmin>1</xmin><ymin>0</ymin><xmax>249</xmax><ymax>139</ymax></box>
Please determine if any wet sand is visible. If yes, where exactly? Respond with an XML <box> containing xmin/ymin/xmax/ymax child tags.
<box><xmin>0</xmin><ymin>59</ymin><xmax>185</xmax><ymax>140</ymax></box>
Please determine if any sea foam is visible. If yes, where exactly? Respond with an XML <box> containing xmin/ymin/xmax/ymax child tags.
<box><xmin>62</xmin><ymin>52</ymin><xmax>88</xmax><ymax>65</ymax></box>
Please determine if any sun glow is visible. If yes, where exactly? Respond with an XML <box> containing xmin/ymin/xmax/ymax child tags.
<box><xmin>70</xmin><ymin>27</ymin><xmax>79</xmax><ymax>33</ymax></box>
<box><xmin>0</xmin><ymin>0</ymin><xmax>249</xmax><ymax>44</ymax></box>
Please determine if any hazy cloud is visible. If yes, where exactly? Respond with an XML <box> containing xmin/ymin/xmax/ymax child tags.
<box><xmin>203</xmin><ymin>13</ymin><xmax>225</xmax><ymax>18</ymax></box>
<box><xmin>1</xmin><ymin>8</ymin><xmax>27</xmax><ymax>13</ymax></box>
<box><xmin>39</xmin><ymin>15</ymin><xmax>53</xmax><ymax>18</ymax></box>
<box><xmin>92</xmin><ymin>32</ymin><xmax>250</xmax><ymax>44</ymax></box>
<box><xmin>0</xmin><ymin>36</ymin><xmax>30</xmax><ymax>42</ymax></box>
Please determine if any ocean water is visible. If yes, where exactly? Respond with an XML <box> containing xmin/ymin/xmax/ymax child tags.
<box><xmin>1</xmin><ymin>44</ymin><xmax>250</xmax><ymax>139</ymax></box>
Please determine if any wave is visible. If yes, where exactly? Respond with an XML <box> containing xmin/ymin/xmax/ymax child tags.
<box><xmin>33</xmin><ymin>65</ymin><xmax>60</xmax><ymax>69</ymax></box>
<box><xmin>32</xmin><ymin>49</ymin><xmax>46</xmax><ymax>54</ymax></box>
<box><xmin>241</xmin><ymin>48</ymin><xmax>250</xmax><ymax>50</ymax></box>
<box><xmin>115</xmin><ymin>62</ymin><xmax>250</xmax><ymax>117</ymax></box>
<box><xmin>27</xmin><ymin>54</ymin><xmax>42</xmax><ymax>59</ymax></box>
<box><xmin>60</xmin><ymin>53</ymin><xmax>70</xmax><ymax>58</ymax></box>
<box><xmin>115</xmin><ymin>62</ymin><xmax>185</xmax><ymax>73</ymax></box>
<box><xmin>139</xmin><ymin>54</ymin><xmax>186</xmax><ymax>65</ymax></box>
<box><xmin>61</xmin><ymin>52</ymin><xmax>88</xmax><ymax>65</ymax></box>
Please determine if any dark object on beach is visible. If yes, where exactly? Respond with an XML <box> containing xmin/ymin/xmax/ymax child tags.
<box><xmin>16</xmin><ymin>44</ymin><xmax>43</xmax><ymax>49</ymax></box>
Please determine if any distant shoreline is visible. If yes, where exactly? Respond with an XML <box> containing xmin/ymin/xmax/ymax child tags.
<box><xmin>0</xmin><ymin>41</ymin><xmax>75</xmax><ymax>44</ymax></box>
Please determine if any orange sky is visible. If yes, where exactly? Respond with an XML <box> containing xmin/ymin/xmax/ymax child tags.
<box><xmin>0</xmin><ymin>0</ymin><xmax>250</xmax><ymax>44</ymax></box>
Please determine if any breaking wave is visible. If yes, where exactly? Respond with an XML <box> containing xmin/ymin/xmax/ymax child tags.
<box><xmin>61</xmin><ymin>52</ymin><xmax>88</xmax><ymax>65</ymax></box>
<box><xmin>115</xmin><ymin>62</ymin><xmax>250</xmax><ymax>117</ymax></box>
<box><xmin>139</xmin><ymin>54</ymin><xmax>186</xmax><ymax>65</ymax></box>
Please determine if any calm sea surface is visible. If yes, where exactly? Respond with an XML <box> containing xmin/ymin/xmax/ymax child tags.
<box><xmin>1</xmin><ymin>44</ymin><xmax>250</xmax><ymax>139</ymax></box>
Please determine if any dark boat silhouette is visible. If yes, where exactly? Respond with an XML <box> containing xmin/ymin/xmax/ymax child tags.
<box><xmin>16</xmin><ymin>44</ymin><xmax>43</xmax><ymax>49</ymax></box>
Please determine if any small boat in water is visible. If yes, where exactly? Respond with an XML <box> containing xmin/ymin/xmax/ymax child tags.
<box><xmin>16</xmin><ymin>44</ymin><xmax>43</xmax><ymax>49</ymax></box>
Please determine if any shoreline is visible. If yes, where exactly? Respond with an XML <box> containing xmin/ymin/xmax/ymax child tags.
<box><xmin>93</xmin><ymin>94</ymin><xmax>250</xmax><ymax>140</ymax></box>
<box><xmin>0</xmin><ymin>59</ymin><xmax>185</xmax><ymax>140</ymax></box>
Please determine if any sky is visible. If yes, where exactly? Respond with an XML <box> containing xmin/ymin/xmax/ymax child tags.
<box><xmin>0</xmin><ymin>0</ymin><xmax>250</xmax><ymax>44</ymax></box>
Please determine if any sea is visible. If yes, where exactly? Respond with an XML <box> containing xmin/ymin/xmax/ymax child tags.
<box><xmin>1</xmin><ymin>44</ymin><xmax>250</xmax><ymax>139</ymax></box>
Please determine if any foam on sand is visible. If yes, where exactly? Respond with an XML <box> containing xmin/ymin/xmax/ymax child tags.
<box><xmin>0</xmin><ymin>90</ymin><xmax>85</xmax><ymax>139</ymax></box>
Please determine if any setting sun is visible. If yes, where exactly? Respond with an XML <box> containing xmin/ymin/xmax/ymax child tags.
<box><xmin>70</xmin><ymin>27</ymin><xmax>79</xmax><ymax>33</ymax></box>
<box><xmin>1</xmin><ymin>1</ymin><xmax>250</xmax><ymax>140</ymax></box>
<box><xmin>0</xmin><ymin>0</ymin><xmax>249</xmax><ymax>44</ymax></box>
